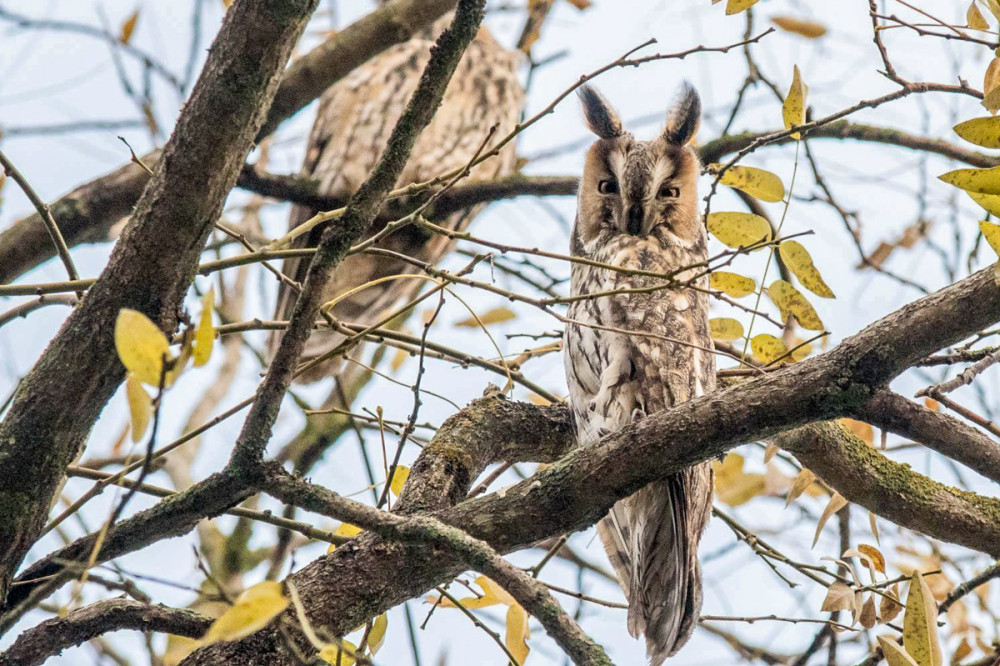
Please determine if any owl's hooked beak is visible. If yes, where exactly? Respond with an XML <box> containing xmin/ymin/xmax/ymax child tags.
<box><xmin>625</xmin><ymin>204</ymin><xmax>647</xmax><ymax>236</ymax></box>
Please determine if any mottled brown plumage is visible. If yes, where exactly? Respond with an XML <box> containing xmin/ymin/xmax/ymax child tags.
<box><xmin>272</xmin><ymin>15</ymin><xmax>523</xmax><ymax>380</ymax></box>
<box><xmin>565</xmin><ymin>84</ymin><xmax>714</xmax><ymax>663</ymax></box>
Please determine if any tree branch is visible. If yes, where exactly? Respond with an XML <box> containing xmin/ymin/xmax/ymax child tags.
<box><xmin>0</xmin><ymin>599</ymin><xmax>210</xmax><ymax>666</ymax></box>
<box><xmin>857</xmin><ymin>390</ymin><xmax>1000</xmax><ymax>485</ymax></box>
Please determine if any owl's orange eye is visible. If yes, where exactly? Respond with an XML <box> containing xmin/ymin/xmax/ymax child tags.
<box><xmin>657</xmin><ymin>183</ymin><xmax>680</xmax><ymax>198</ymax></box>
<box><xmin>597</xmin><ymin>179</ymin><xmax>619</xmax><ymax>195</ymax></box>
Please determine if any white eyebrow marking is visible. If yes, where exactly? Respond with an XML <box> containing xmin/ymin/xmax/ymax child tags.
<box><xmin>651</xmin><ymin>156</ymin><xmax>676</xmax><ymax>190</ymax></box>
<box><xmin>608</xmin><ymin>148</ymin><xmax>626</xmax><ymax>180</ymax></box>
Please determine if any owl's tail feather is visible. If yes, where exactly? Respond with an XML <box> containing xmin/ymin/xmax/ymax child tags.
<box><xmin>598</xmin><ymin>469</ymin><xmax>710</xmax><ymax>665</ymax></box>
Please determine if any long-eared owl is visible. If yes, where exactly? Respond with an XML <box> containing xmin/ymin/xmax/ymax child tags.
<box><xmin>272</xmin><ymin>9</ymin><xmax>524</xmax><ymax>380</ymax></box>
<box><xmin>564</xmin><ymin>83</ymin><xmax>714</xmax><ymax>663</ymax></box>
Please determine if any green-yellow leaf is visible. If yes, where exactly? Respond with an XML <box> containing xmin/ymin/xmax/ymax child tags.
<box><xmin>201</xmin><ymin>581</ymin><xmax>289</xmax><ymax>645</ymax></box>
<box><xmin>318</xmin><ymin>640</ymin><xmax>358</xmax><ymax>666</ymax></box>
<box><xmin>903</xmin><ymin>571</ymin><xmax>942</xmax><ymax>666</ymax></box>
<box><xmin>767</xmin><ymin>279</ymin><xmax>825</xmax><ymax>330</ymax></box>
<box><xmin>709</xmin><ymin>317</ymin><xmax>744</xmax><ymax>342</ymax></box>
<box><xmin>726</xmin><ymin>0</ymin><xmax>760</xmax><ymax>15</ymax></box>
<box><xmin>710</xmin><ymin>271</ymin><xmax>756</xmax><ymax>298</ymax></box>
<box><xmin>389</xmin><ymin>465</ymin><xmax>410</xmax><ymax>496</ymax></box>
<box><xmin>707</xmin><ymin>212</ymin><xmax>772</xmax><ymax>248</ymax></box>
<box><xmin>367</xmin><ymin>613</ymin><xmax>388</xmax><ymax>655</ymax></box>
<box><xmin>193</xmin><ymin>287</ymin><xmax>215</xmax><ymax>367</ymax></box>
<box><xmin>954</xmin><ymin>116</ymin><xmax>1000</xmax><ymax>148</ymax></box>
<box><xmin>716</xmin><ymin>165</ymin><xmax>786</xmax><ymax>202</ymax></box>
<box><xmin>750</xmin><ymin>334</ymin><xmax>787</xmax><ymax>364</ymax></box>
<box><xmin>968</xmin><ymin>190</ymin><xmax>1000</xmax><ymax>217</ymax></box>
<box><xmin>328</xmin><ymin>523</ymin><xmax>363</xmax><ymax>552</ymax></box>
<box><xmin>771</xmin><ymin>16</ymin><xmax>828</xmax><ymax>38</ymax></box>
<box><xmin>115</xmin><ymin>309</ymin><xmax>170</xmax><ymax>386</ymax></box>
<box><xmin>779</xmin><ymin>241</ymin><xmax>834</xmax><ymax>298</ymax></box>
<box><xmin>980</xmin><ymin>220</ymin><xmax>1000</xmax><ymax>257</ymax></box>
<box><xmin>782</xmin><ymin>65</ymin><xmax>807</xmax><ymax>139</ymax></box>
<box><xmin>812</xmin><ymin>492</ymin><xmax>848</xmax><ymax>547</ymax></box>
<box><xmin>119</xmin><ymin>10</ymin><xmax>139</xmax><ymax>44</ymax></box>
<box><xmin>939</xmin><ymin>166</ymin><xmax>1000</xmax><ymax>195</ymax></box>
<box><xmin>969</xmin><ymin>0</ymin><xmax>990</xmax><ymax>29</ymax></box>
<box><xmin>505</xmin><ymin>603</ymin><xmax>530</xmax><ymax>665</ymax></box>
<box><xmin>126</xmin><ymin>374</ymin><xmax>152</xmax><ymax>443</ymax></box>
<box><xmin>455</xmin><ymin>306</ymin><xmax>515</xmax><ymax>328</ymax></box>
<box><xmin>878</xmin><ymin>637</ymin><xmax>920</xmax><ymax>666</ymax></box>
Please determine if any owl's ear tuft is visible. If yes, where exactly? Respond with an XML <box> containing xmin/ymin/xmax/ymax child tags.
<box><xmin>578</xmin><ymin>85</ymin><xmax>623</xmax><ymax>140</ymax></box>
<box><xmin>663</xmin><ymin>82</ymin><xmax>700</xmax><ymax>146</ymax></box>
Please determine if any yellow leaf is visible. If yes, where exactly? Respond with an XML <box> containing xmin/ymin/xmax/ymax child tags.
<box><xmin>709</xmin><ymin>317</ymin><xmax>744</xmax><ymax>342</ymax></box>
<box><xmin>562</xmin><ymin>0</ymin><xmax>591</xmax><ymax>8</ymax></box>
<box><xmin>716</xmin><ymin>165</ymin><xmax>786</xmax><ymax>202</ymax></box>
<box><xmin>126</xmin><ymin>374</ymin><xmax>152</xmax><ymax>443</ymax></box>
<box><xmin>812</xmin><ymin>492</ymin><xmax>848</xmax><ymax>547</ymax></box>
<box><xmin>782</xmin><ymin>65</ymin><xmax>807</xmax><ymax>139</ymax></box>
<box><xmin>389</xmin><ymin>465</ymin><xmax>410</xmax><ymax>496</ymax></box>
<box><xmin>771</xmin><ymin>15</ymin><xmax>828</xmax><ymax>38</ymax></box>
<box><xmin>969</xmin><ymin>0</ymin><xmax>990</xmax><ymax>29</ymax></box>
<box><xmin>710</xmin><ymin>271</ymin><xmax>756</xmax><ymax>298</ymax></box>
<box><xmin>221</xmin><ymin>0</ymin><xmax>234</xmax><ymax>7</ymax></box>
<box><xmin>984</xmin><ymin>56</ymin><xmax>1000</xmax><ymax>114</ymax></box>
<box><xmin>779</xmin><ymin>241</ymin><xmax>834</xmax><ymax>298</ymax></box>
<box><xmin>713</xmin><ymin>453</ymin><xmax>765</xmax><ymax>506</ymax></box>
<box><xmin>726</xmin><ymin>0</ymin><xmax>760</xmax><ymax>15</ymax></box>
<box><xmin>954</xmin><ymin>116</ymin><xmax>1000</xmax><ymax>148</ymax></box>
<box><xmin>505</xmin><ymin>604</ymin><xmax>530</xmax><ymax>665</ymax></box>
<box><xmin>857</xmin><ymin>544</ymin><xmax>886</xmax><ymax>574</ymax></box>
<box><xmin>318</xmin><ymin>640</ymin><xmax>358</xmax><ymax>666</ymax></box>
<box><xmin>767</xmin><ymin>279</ymin><xmax>825</xmax><ymax>330</ymax></box>
<box><xmin>193</xmin><ymin>287</ymin><xmax>215</xmax><ymax>367</ymax></box>
<box><xmin>789</xmin><ymin>338</ymin><xmax>812</xmax><ymax>362</ymax></box>
<box><xmin>939</xmin><ymin>166</ymin><xmax>1000</xmax><ymax>194</ymax></box>
<box><xmin>336</xmin><ymin>523</ymin><xmax>362</xmax><ymax>538</ymax></box>
<box><xmin>528</xmin><ymin>393</ymin><xmax>552</xmax><ymax>406</ymax></box>
<box><xmin>870</xmin><ymin>511</ymin><xmax>880</xmax><ymax>545</ymax></box>
<box><xmin>763</xmin><ymin>441</ymin><xmax>779</xmax><ymax>462</ymax></box>
<box><xmin>430</xmin><ymin>576</ymin><xmax>511</xmax><ymax>610</ymax></box>
<box><xmin>820</xmin><ymin>581</ymin><xmax>856</xmax><ymax>612</ymax></box>
<box><xmin>706</xmin><ymin>212</ymin><xmax>773</xmax><ymax>248</ymax></box>
<box><xmin>119</xmin><ymin>10</ymin><xmax>139</xmax><ymax>44</ymax></box>
<box><xmin>367</xmin><ymin>613</ymin><xmax>388</xmax><ymax>655</ymax></box>
<box><xmin>980</xmin><ymin>220</ymin><xmax>1000</xmax><ymax>257</ymax></box>
<box><xmin>750</xmin><ymin>334</ymin><xmax>788</xmax><ymax>365</ymax></box>
<box><xmin>903</xmin><ymin>571</ymin><xmax>942</xmax><ymax>666</ymax></box>
<box><xmin>785</xmin><ymin>468</ymin><xmax>816</xmax><ymax>506</ymax></box>
<box><xmin>162</xmin><ymin>635</ymin><xmax>201</xmax><ymax>666</ymax></box>
<box><xmin>201</xmin><ymin>581</ymin><xmax>289</xmax><ymax>645</ymax></box>
<box><xmin>115</xmin><ymin>309</ymin><xmax>170</xmax><ymax>386</ymax></box>
<box><xmin>878</xmin><ymin>637</ymin><xmax>920</xmax><ymax>666</ymax></box>
<box><xmin>455</xmin><ymin>306</ymin><xmax>515</xmax><ymax>328</ymax></box>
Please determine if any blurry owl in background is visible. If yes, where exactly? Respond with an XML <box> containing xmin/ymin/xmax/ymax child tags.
<box><xmin>272</xmin><ymin>7</ymin><xmax>524</xmax><ymax>380</ymax></box>
<box><xmin>564</xmin><ymin>83</ymin><xmax>714</xmax><ymax>663</ymax></box>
